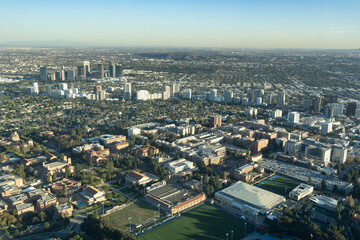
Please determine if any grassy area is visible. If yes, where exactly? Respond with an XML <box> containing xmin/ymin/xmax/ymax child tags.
<box><xmin>102</xmin><ymin>200</ymin><xmax>164</xmax><ymax>231</ymax></box>
<box><xmin>255</xmin><ymin>175</ymin><xmax>302</xmax><ymax>196</ymax></box>
<box><xmin>139</xmin><ymin>204</ymin><xmax>254</xmax><ymax>240</ymax></box>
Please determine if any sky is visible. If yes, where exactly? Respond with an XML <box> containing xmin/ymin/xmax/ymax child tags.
<box><xmin>0</xmin><ymin>0</ymin><xmax>359</xmax><ymax>49</ymax></box>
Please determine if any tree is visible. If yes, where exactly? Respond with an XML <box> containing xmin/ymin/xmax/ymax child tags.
<box><xmin>44</xmin><ymin>222</ymin><xmax>50</xmax><ymax>229</ymax></box>
<box><xmin>345</xmin><ymin>195</ymin><xmax>355</xmax><ymax>208</ymax></box>
<box><xmin>39</xmin><ymin>211</ymin><xmax>47</xmax><ymax>222</ymax></box>
<box><xmin>46</xmin><ymin>173</ymin><xmax>52</xmax><ymax>183</ymax></box>
<box><xmin>321</xmin><ymin>179</ymin><xmax>327</xmax><ymax>190</ymax></box>
<box><xmin>52</xmin><ymin>172</ymin><xmax>57</xmax><ymax>182</ymax></box>
<box><xmin>60</xmin><ymin>184</ymin><xmax>68</xmax><ymax>197</ymax></box>
<box><xmin>0</xmin><ymin>152</ymin><xmax>5</xmax><ymax>163</ymax></box>
<box><xmin>307</xmin><ymin>177</ymin><xmax>313</xmax><ymax>185</ymax></box>
<box><xmin>65</xmin><ymin>168</ymin><xmax>71</xmax><ymax>178</ymax></box>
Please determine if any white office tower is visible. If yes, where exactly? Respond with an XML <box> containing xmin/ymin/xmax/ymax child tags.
<box><xmin>331</xmin><ymin>145</ymin><xmax>347</xmax><ymax>164</ymax></box>
<box><xmin>284</xmin><ymin>140</ymin><xmax>301</xmax><ymax>154</ymax></box>
<box><xmin>171</xmin><ymin>83</ymin><xmax>181</xmax><ymax>97</ymax></box>
<box><xmin>224</xmin><ymin>90</ymin><xmax>233</xmax><ymax>103</ymax></box>
<box><xmin>321</xmin><ymin>122</ymin><xmax>333</xmax><ymax>134</ymax></box>
<box><xmin>162</xmin><ymin>91</ymin><xmax>170</xmax><ymax>100</ymax></box>
<box><xmin>124</xmin><ymin>82</ymin><xmax>132</xmax><ymax>101</ymax></box>
<box><xmin>265</xmin><ymin>93</ymin><xmax>273</xmax><ymax>105</ymax></box>
<box><xmin>28</xmin><ymin>82</ymin><xmax>40</xmax><ymax>95</ymax></box>
<box><xmin>83</xmin><ymin>61</ymin><xmax>90</xmax><ymax>75</ymax></box>
<box><xmin>277</xmin><ymin>91</ymin><xmax>286</xmax><ymax>106</ymax></box>
<box><xmin>137</xmin><ymin>90</ymin><xmax>150</xmax><ymax>100</ymax></box>
<box><xmin>59</xmin><ymin>83</ymin><xmax>68</xmax><ymax>91</ymax></box>
<box><xmin>60</xmin><ymin>69</ymin><xmax>66</xmax><ymax>81</ymax></box>
<box><xmin>47</xmin><ymin>85</ymin><xmax>54</xmax><ymax>95</ymax></box>
<box><xmin>67</xmin><ymin>69</ymin><xmax>75</xmax><ymax>81</ymax></box>
<box><xmin>183</xmin><ymin>89</ymin><xmax>192</xmax><ymax>99</ymax></box>
<box><xmin>164</xmin><ymin>85</ymin><xmax>171</xmax><ymax>95</ymax></box>
<box><xmin>98</xmin><ymin>90</ymin><xmax>106</xmax><ymax>101</ymax></box>
<box><xmin>128</xmin><ymin>127</ymin><xmax>141</xmax><ymax>137</ymax></box>
<box><xmin>272</xmin><ymin>109</ymin><xmax>282</xmax><ymax>118</ymax></box>
<box><xmin>210</xmin><ymin>89</ymin><xmax>217</xmax><ymax>102</ymax></box>
<box><xmin>244</xmin><ymin>108</ymin><xmax>257</xmax><ymax>117</ymax></box>
<box><xmin>32</xmin><ymin>82</ymin><xmax>39</xmax><ymax>94</ymax></box>
<box><xmin>150</xmin><ymin>93</ymin><xmax>162</xmax><ymax>100</ymax></box>
<box><xmin>287</xmin><ymin>112</ymin><xmax>300</xmax><ymax>124</ymax></box>
<box><xmin>256</xmin><ymin>97</ymin><xmax>262</xmax><ymax>105</ymax></box>
<box><xmin>355</xmin><ymin>109</ymin><xmax>360</xmax><ymax>119</ymax></box>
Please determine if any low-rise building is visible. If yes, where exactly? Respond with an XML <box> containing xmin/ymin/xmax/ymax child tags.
<box><xmin>16</xmin><ymin>203</ymin><xmax>34</xmax><ymax>215</ymax></box>
<box><xmin>135</xmin><ymin>146</ymin><xmax>159</xmax><ymax>158</ymax></box>
<box><xmin>51</xmin><ymin>178</ymin><xmax>81</xmax><ymax>195</ymax></box>
<box><xmin>145</xmin><ymin>183</ymin><xmax>206</xmax><ymax>215</ymax></box>
<box><xmin>108</xmin><ymin>141</ymin><xmax>130</xmax><ymax>152</ymax></box>
<box><xmin>125</xmin><ymin>171</ymin><xmax>153</xmax><ymax>186</ymax></box>
<box><xmin>98</xmin><ymin>134</ymin><xmax>126</xmax><ymax>146</ymax></box>
<box><xmin>8</xmin><ymin>193</ymin><xmax>28</xmax><ymax>206</ymax></box>
<box><xmin>0</xmin><ymin>199</ymin><xmax>8</xmax><ymax>214</ymax></box>
<box><xmin>215</xmin><ymin>181</ymin><xmax>285</xmax><ymax>215</ymax></box>
<box><xmin>165</xmin><ymin>159</ymin><xmax>195</xmax><ymax>175</ymax></box>
<box><xmin>289</xmin><ymin>183</ymin><xmax>314</xmax><ymax>201</ymax></box>
<box><xmin>77</xmin><ymin>186</ymin><xmax>106</xmax><ymax>206</ymax></box>
<box><xmin>56</xmin><ymin>203</ymin><xmax>73</xmax><ymax>218</ymax></box>
<box><xmin>41</xmin><ymin>156</ymin><xmax>74</xmax><ymax>176</ymax></box>
<box><xmin>310</xmin><ymin>195</ymin><xmax>338</xmax><ymax>212</ymax></box>
<box><xmin>85</xmin><ymin>148</ymin><xmax>110</xmax><ymax>165</ymax></box>
<box><xmin>0</xmin><ymin>185</ymin><xmax>22</xmax><ymax>197</ymax></box>
<box><xmin>36</xmin><ymin>193</ymin><xmax>57</xmax><ymax>209</ymax></box>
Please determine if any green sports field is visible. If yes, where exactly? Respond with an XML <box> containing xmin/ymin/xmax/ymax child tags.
<box><xmin>102</xmin><ymin>200</ymin><xmax>164</xmax><ymax>231</ymax></box>
<box><xmin>256</xmin><ymin>175</ymin><xmax>302</xmax><ymax>196</ymax></box>
<box><xmin>139</xmin><ymin>204</ymin><xmax>254</xmax><ymax>240</ymax></box>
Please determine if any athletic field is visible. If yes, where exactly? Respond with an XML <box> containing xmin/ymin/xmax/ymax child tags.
<box><xmin>139</xmin><ymin>204</ymin><xmax>254</xmax><ymax>240</ymax></box>
<box><xmin>256</xmin><ymin>175</ymin><xmax>301</xmax><ymax>196</ymax></box>
<box><xmin>102</xmin><ymin>200</ymin><xmax>164</xmax><ymax>231</ymax></box>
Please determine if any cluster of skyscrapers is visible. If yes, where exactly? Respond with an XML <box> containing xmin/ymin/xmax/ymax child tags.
<box><xmin>39</xmin><ymin>61</ymin><xmax>122</xmax><ymax>82</ymax></box>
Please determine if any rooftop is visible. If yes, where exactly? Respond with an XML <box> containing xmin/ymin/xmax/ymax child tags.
<box><xmin>217</xmin><ymin>181</ymin><xmax>285</xmax><ymax>210</ymax></box>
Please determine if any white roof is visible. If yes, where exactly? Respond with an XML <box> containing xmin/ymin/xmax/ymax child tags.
<box><xmin>217</xmin><ymin>181</ymin><xmax>285</xmax><ymax>210</ymax></box>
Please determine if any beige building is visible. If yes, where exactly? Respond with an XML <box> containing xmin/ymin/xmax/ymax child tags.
<box><xmin>77</xmin><ymin>186</ymin><xmax>106</xmax><ymax>206</ymax></box>
<box><xmin>41</xmin><ymin>156</ymin><xmax>73</xmax><ymax>176</ymax></box>
<box><xmin>56</xmin><ymin>203</ymin><xmax>73</xmax><ymax>218</ymax></box>
<box><xmin>36</xmin><ymin>193</ymin><xmax>57</xmax><ymax>209</ymax></box>
<box><xmin>16</xmin><ymin>203</ymin><xmax>34</xmax><ymax>215</ymax></box>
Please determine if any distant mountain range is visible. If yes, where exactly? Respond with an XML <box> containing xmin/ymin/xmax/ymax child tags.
<box><xmin>0</xmin><ymin>39</ymin><xmax>87</xmax><ymax>48</ymax></box>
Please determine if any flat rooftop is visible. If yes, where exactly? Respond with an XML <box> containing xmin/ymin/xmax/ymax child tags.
<box><xmin>148</xmin><ymin>184</ymin><xmax>197</xmax><ymax>205</ymax></box>
<box><xmin>218</xmin><ymin>181</ymin><xmax>285</xmax><ymax>210</ymax></box>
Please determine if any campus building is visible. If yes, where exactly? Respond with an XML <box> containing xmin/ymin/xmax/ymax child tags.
<box><xmin>289</xmin><ymin>183</ymin><xmax>314</xmax><ymax>201</ymax></box>
<box><xmin>145</xmin><ymin>183</ymin><xmax>206</xmax><ymax>215</ymax></box>
<box><xmin>215</xmin><ymin>181</ymin><xmax>285</xmax><ymax>215</ymax></box>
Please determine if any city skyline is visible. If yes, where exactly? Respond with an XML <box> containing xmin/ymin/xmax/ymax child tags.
<box><xmin>0</xmin><ymin>0</ymin><xmax>359</xmax><ymax>49</ymax></box>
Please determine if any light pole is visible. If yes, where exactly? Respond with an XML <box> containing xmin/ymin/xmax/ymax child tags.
<box><xmin>157</xmin><ymin>204</ymin><xmax>160</xmax><ymax>218</ymax></box>
<box><xmin>244</xmin><ymin>222</ymin><xmax>247</xmax><ymax>236</ymax></box>
<box><xmin>154</xmin><ymin>212</ymin><xmax>157</xmax><ymax>226</ymax></box>
<box><xmin>285</xmin><ymin>187</ymin><xmax>287</xmax><ymax>196</ymax></box>
<box><xmin>231</xmin><ymin>230</ymin><xmax>233</xmax><ymax>240</ymax></box>
<box><xmin>128</xmin><ymin>217</ymin><xmax>132</xmax><ymax>232</ymax></box>
<box><xmin>226</xmin><ymin>233</ymin><xmax>228</xmax><ymax>240</ymax></box>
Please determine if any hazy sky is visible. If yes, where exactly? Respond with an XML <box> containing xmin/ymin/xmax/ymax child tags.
<box><xmin>0</xmin><ymin>0</ymin><xmax>359</xmax><ymax>49</ymax></box>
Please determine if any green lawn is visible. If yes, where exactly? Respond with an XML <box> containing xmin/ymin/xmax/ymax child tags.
<box><xmin>256</xmin><ymin>175</ymin><xmax>302</xmax><ymax>196</ymax></box>
<box><xmin>139</xmin><ymin>204</ymin><xmax>254</xmax><ymax>240</ymax></box>
<box><xmin>102</xmin><ymin>200</ymin><xmax>164</xmax><ymax>231</ymax></box>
